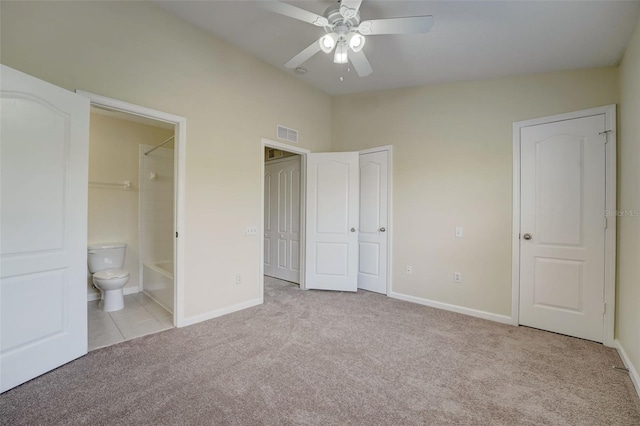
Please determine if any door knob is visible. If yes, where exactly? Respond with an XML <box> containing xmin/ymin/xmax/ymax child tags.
<box><xmin>379</xmin><ymin>227</ymin><xmax>386</xmax><ymax>232</ymax></box>
<box><xmin>523</xmin><ymin>233</ymin><xmax>532</xmax><ymax>240</ymax></box>
<box><xmin>351</xmin><ymin>228</ymin><xmax>357</xmax><ymax>232</ymax></box>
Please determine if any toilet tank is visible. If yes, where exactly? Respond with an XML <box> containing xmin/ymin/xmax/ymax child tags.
<box><xmin>87</xmin><ymin>242</ymin><xmax>127</xmax><ymax>273</ymax></box>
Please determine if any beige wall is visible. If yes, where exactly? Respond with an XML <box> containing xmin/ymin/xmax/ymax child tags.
<box><xmin>332</xmin><ymin>68</ymin><xmax>619</xmax><ymax>317</ymax></box>
<box><xmin>87</xmin><ymin>111</ymin><xmax>173</xmax><ymax>297</ymax></box>
<box><xmin>1</xmin><ymin>1</ymin><xmax>634</xmax><ymax>347</ymax></box>
<box><xmin>617</xmin><ymin>15</ymin><xmax>640</xmax><ymax>380</ymax></box>
<box><xmin>0</xmin><ymin>1</ymin><xmax>332</xmax><ymax>319</ymax></box>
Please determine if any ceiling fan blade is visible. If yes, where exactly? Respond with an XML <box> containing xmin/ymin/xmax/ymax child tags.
<box><xmin>359</xmin><ymin>15</ymin><xmax>434</xmax><ymax>35</ymax></box>
<box><xmin>258</xmin><ymin>1</ymin><xmax>329</xmax><ymax>27</ymax></box>
<box><xmin>349</xmin><ymin>50</ymin><xmax>373</xmax><ymax>77</ymax></box>
<box><xmin>339</xmin><ymin>0</ymin><xmax>363</xmax><ymax>19</ymax></box>
<box><xmin>284</xmin><ymin>40</ymin><xmax>322</xmax><ymax>69</ymax></box>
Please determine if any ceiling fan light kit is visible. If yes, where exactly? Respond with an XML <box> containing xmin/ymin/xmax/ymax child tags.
<box><xmin>259</xmin><ymin>0</ymin><xmax>434</xmax><ymax>78</ymax></box>
<box><xmin>319</xmin><ymin>34</ymin><xmax>337</xmax><ymax>53</ymax></box>
<box><xmin>333</xmin><ymin>40</ymin><xmax>349</xmax><ymax>64</ymax></box>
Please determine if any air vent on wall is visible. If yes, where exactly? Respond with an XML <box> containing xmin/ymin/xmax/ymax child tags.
<box><xmin>277</xmin><ymin>124</ymin><xmax>298</xmax><ymax>144</ymax></box>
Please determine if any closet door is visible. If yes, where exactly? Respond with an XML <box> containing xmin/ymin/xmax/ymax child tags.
<box><xmin>358</xmin><ymin>150</ymin><xmax>389</xmax><ymax>294</ymax></box>
<box><xmin>264</xmin><ymin>165</ymin><xmax>275</xmax><ymax>277</ymax></box>
<box><xmin>305</xmin><ymin>152</ymin><xmax>359</xmax><ymax>292</ymax></box>
<box><xmin>264</xmin><ymin>156</ymin><xmax>301</xmax><ymax>283</ymax></box>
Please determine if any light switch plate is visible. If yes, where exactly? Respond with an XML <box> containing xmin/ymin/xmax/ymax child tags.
<box><xmin>455</xmin><ymin>227</ymin><xmax>463</xmax><ymax>238</ymax></box>
<box><xmin>245</xmin><ymin>225</ymin><xmax>257</xmax><ymax>236</ymax></box>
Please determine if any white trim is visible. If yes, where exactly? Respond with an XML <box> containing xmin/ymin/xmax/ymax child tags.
<box><xmin>602</xmin><ymin>106</ymin><xmax>617</xmax><ymax>347</ymax></box>
<box><xmin>76</xmin><ymin>90</ymin><xmax>187</xmax><ymax>328</ymax></box>
<box><xmin>262</xmin><ymin>139</ymin><xmax>310</xmax><ymax>155</ymax></box>
<box><xmin>615</xmin><ymin>339</ymin><xmax>640</xmax><ymax>399</ymax></box>
<box><xmin>260</xmin><ymin>138</ymin><xmax>310</xmax><ymax>301</ymax></box>
<box><xmin>358</xmin><ymin>145</ymin><xmax>393</xmax><ymax>296</ymax></box>
<box><xmin>389</xmin><ymin>291</ymin><xmax>512</xmax><ymax>325</ymax></box>
<box><xmin>511</xmin><ymin>105</ymin><xmax>617</xmax><ymax>346</ymax></box>
<box><xmin>358</xmin><ymin>145</ymin><xmax>393</xmax><ymax>155</ymax></box>
<box><xmin>180</xmin><ymin>298</ymin><xmax>262</xmax><ymax>327</ymax></box>
<box><xmin>87</xmin><ymin>286</ymin><xmax>139</xmax><ymax>302</ymax></box>
<box><xmin>138</xmin><ymin>145</ymin><xmax>145</xmax><ymax>294</ymax></box>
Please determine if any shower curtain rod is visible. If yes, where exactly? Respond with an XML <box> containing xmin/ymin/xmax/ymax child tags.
<box><xmin>144</xmin><ymin>135</ymin><xmax>175</xmax><ymax>156</ymax></box>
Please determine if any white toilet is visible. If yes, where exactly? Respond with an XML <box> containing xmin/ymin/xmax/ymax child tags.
<box><xmin>87</xmin><ymin>242</ymin><xmax>130</xmax><ymax>312</ymax></box>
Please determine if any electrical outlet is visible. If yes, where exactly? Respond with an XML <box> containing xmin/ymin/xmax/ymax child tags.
<box><xmin>245</xmin><ymin>225</ymin><xmax>257</xmax><ymax>236</ymax></box>
<box><xmin>455</xmin><ymin>227</ymin><xmax>463</xmax><ymax>238</ymax></box>
<box><xmin>406</xmin><ymin>265</ymin><xmax>413</xmax><ymax>275</ymax></box>
<box><xmin>454</xmin><ymin>272</ymin><xmax>462</xmax><ymax>283</ymax></box>
<box><xmin>236</xmin><ymin>274</ymin><xmax>242</xmax><ymax>284</ymax></box>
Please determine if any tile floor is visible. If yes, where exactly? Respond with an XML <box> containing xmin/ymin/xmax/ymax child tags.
<box><xmin>88</xmin><ymin>292</ymin><xmax>173</xmax><ymax>351</ymax></box>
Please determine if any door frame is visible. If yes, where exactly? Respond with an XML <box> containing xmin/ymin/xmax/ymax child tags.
<box><xmin>260</xmin><ymin>138</ymin><xmax>310</xmax><ymax>300</ymax></box>
<box><xmin>76</xmin><ymin>90</ymin><xmax>187</xmax><ymax>327</ymax></box>
<box><xmin>358</xmin><ymin>145</ymin><xmax>394</xmax><ymax>296</ymax></box>
<box><xmin>511</xmin><ymin>105</ymin><xmax>616</xmax><ymax>347</ymax></box>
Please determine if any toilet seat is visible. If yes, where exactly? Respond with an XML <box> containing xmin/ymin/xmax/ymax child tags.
<box><xmin>93</xmin><ymin>268</ymin><xmax>129</xmax><ymax>280</ymax></box>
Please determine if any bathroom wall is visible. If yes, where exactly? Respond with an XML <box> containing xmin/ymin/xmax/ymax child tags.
<box><xmin>140</xmin><ymin>144</ymin><xmax>175</xmax><ymax>266</ymax></box>
<box><xmin>88</xmin><ymin>110</ymin><xmax>174</xmax><ymax>298</ymax></box>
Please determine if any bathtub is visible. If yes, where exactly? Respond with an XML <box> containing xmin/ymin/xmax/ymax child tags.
<box><xmin>142</xmin><ymin>261</ymin><xmax>174</xmax><ymax>313</ymax></box>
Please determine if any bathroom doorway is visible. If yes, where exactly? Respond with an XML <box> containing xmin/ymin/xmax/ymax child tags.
<box><xmin>80</xmin><ymin>92</ymin><xmax>186</xmax><ymax>350</ymax></box>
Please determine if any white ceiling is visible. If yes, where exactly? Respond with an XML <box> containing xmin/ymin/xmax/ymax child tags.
<box><xmin>156</xmin><ymin>1</ymin><xmax>640</xmax><ymax>96</ymax></box>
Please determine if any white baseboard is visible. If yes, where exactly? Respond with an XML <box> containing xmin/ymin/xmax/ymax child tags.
<box><xmin>87</xmin><ymin>286</ymin><xmax>140</xmax><ymax>302</ymax></box>
<box><xmin>178</xmin><ymin>298</ymin><xmax>262</xmax><ymax>328</ymax></box>
<box><xmin>388</xmin><ymin>291</ymin><xmax>512</xmax><ymax>325</ymax></box>
<box><xmin>615</xmin><ymin>339</ymin><xmax>640</xmax><ymax>399</ymax></box>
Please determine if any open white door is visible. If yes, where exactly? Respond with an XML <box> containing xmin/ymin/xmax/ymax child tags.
<box><xmin>305</xmin><ymin>152</ymin><xmax>359</xmax><ymax>292</ymax></box>
<box><xmin>358</xmin><ymin>150</ymin><xmax>389</xmax><ymax>294</ymax></box>
<box><xmin>519</xmin><ymin>114</ymin><xmax>606</xmax><ymax>342</ymax></box>
<box><xmin>1</xmin><ymin>65</ymin><xmax>89</xmax><ymax>392</ymax></box>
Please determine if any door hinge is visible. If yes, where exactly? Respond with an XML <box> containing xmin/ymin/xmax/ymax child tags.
<box><xmin>603</xmin><ymin>303</ymin><xmax>607</xmax><ymax>314</ymax></box>
<box><xmin>604</xmin><ymin>217</ymin><xmax>608</xmax><ymax>229</ymax></box>
<box><xmin>176</xmin><ymin>232</ymin><xmax>179</xmax><ymax>238</ymax></box>
<box><xmin>599</xmin><ymin>130</ymin><xmax>612</xmax><ymax>143</ymax></box>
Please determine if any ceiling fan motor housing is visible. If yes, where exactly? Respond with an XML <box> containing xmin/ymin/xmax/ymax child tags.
<box><xmin>324</xmin><ymin>3</ymin><xmax>361</xmax><ymax>33</ymax></box>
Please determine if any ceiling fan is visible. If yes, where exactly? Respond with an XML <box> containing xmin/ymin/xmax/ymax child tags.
<box><xmin>259</xmin><ymin>0</ymin><xmax>434</xmax><ymax>77</ymax></box>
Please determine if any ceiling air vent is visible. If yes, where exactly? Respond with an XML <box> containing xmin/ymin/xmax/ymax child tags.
<box><xmin>276</xmin><ymin>125</ymin><xmax>298</xmax><ymax>144</ymax></box>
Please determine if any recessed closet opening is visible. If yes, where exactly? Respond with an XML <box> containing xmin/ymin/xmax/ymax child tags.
<box><xmin>260</xmin><ymin>140</ymin><xmax>393</xmax><ymax>299</ymax></box>
<box><xmin>263</xmin><ymin>146</ymin><xmax>303</xmax><ymax>289</ymax></box>
<box><xmin>260</xmin><ymin>140</ymin><xmax>310</xmax><ymax>299</ymax></box>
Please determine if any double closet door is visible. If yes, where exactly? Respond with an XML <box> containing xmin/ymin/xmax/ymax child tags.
<box><xmin>264</xmin><ymin>156</ymin><xmax>301</xmax><ymax>283</ymax></box>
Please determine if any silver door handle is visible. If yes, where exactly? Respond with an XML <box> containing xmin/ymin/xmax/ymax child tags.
<box><xmin>379</xmin><ymin>227</ymin><xmax>386</xmax><ymax>232</ymax></box>
<box><xmin>351</xmin><ymin>228</ymin><xmax>357</xmax><ymax>232</ymax></box>
<box><xmin>523</xmin><ymin>233</ymin><xmax>532</xmax><ymax>240</ymax></box>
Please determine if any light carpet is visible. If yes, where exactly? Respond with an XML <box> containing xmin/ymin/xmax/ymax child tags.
<box><xmin>1</xmin><ymin>276</ymin><xmax>639</xmax><ymax>425</ymax></box>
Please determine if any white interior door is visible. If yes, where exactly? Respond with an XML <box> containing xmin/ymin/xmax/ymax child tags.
<box><xmin>264</xmin><ymin>156</ymin><xmax>301</xmax><ymax>283</ymax></box>
<box><xmin>1</xmin><ymin>65</ymin><xmax>89</xmax><ymax>392</ymax></box>
<box><xmin>305</xmin><ymin>152</ymin><xmax>359</xmax><ymax>292</ymax></box>
<box><xmin>264</xmin><ymin>165</ymin><xmax>275</xmax><ymax>278</ymax></box>
<box><xmin>358</xmin><ymin>150</ymin><xmax>388</xmax><ymax>294</ymax></box>
<box><xmin>519</xmin><ymin>114</ymin><xmax>606</xmax><ymax>342</ymax></box>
